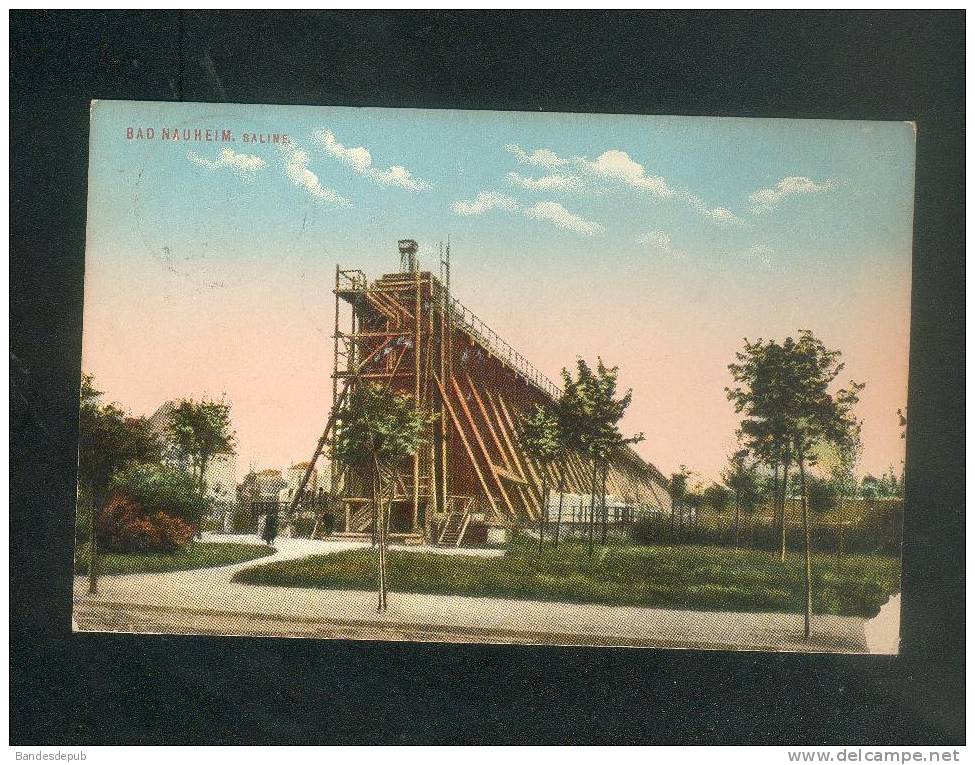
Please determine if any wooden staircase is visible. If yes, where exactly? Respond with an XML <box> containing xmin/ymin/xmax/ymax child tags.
<box><xmin>437</xmin><ymin>499</ymin><xmax>473</xmax><ymax>547</ymax></box>
<box><xmin>349</xmin><ymin>505</ymin><xmax>374</xmax><ymax>533</ymax></box>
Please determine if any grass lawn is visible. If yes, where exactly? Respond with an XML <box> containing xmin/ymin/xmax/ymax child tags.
<box><xmin>232</xmin><ymin>541</ymin><xmax>900</xmax><ymax>617</ymax></box>
<box><xmin>75</xmin><ymin>541</ymin><xmax>275</xmax><ymax>576</ymax></box>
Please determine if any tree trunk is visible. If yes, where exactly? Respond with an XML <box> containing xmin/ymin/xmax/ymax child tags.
<box><xmin>372</xmin><ymin>464</ymin><xmax>388</xmax><ymax>612</ymax></box>
<box><xmin>587</xmin><ymin>459</ymin><xmax>596</xmax><ymax>556</ymax></box>
<box><xmin>554</xmin><ymin>464</ymin><xmax>566</xmax><ymax>547</ymax></box>
<box><xmin>197</xmin><ymin>453</ymin><xmax>208</xmax><ymax>539</ymax></box>
<box><xmin>670</xmin><ymin>490</ymin><xmax>676</xmax><ymax>542</ymax></box>
<box><xmin>771</xmin><ymin>460</ymin><xmax>779</xmax><ymax>555</ymax></box>
<box><xmin>199</xmin><ymin>453</ymin><xmax>209</xmax><ymax>494</ymax></box>
<box><xmin>780</xmin><ymin>458</ymin><xmax>791</xmax><ymax>562</ymax></box>
<box><xmin>87</xmin><ymin>494</ymin><xmax>100</xmax><ymax>595</ymax></box>
<box><xmin>734</xmin><ymin>490</ymin><xmax>741</xmax><ymax>549</ymax></box>
<box><xmin>799</xmin><ymin>455</ymin><xmax>812</xmax><ymax>639</ymax></box>
<box><xmin>538</xmin><ymin>469</ymin><xmax>548</xmax><ymax>554</ymax></box>
<box><xmin>379</xmin><ymin>490</ymin><xmax>385</xmax><ymax>612</ymax></box>
<box><xmin>600</xmin><ymin>461</ymin><xmax>609</xmax><ymax>545</ymax></box>
<box><xmin>373</xmin><ymin>469</ymin><xmax>382</xmax><ymax>609</ymax></box>
<box><xmin>380</xmin><ymin>490</ymin><xmax>389</xmax><ymax>611</ymax></box>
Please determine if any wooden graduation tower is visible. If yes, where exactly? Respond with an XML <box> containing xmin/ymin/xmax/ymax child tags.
<box><xmin>294</xmin><ymin>239</ymin><xmax>670</xmax><ymax>546</ymax></box>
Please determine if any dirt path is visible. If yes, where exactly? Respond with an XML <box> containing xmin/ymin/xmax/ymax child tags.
<box><xmin>73</xmin><ymin>535</ymin><xmax>877</xmax><ymax>653</ymax></box>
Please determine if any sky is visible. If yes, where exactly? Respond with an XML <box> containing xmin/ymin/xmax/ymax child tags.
<box><xmin>82</xmin><ymin>100</ymin><xmax>915</xmax><ymax>483</ymax></box>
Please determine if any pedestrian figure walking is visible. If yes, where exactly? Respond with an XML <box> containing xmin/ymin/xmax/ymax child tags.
<box><xmin>262</xmin><ymin>507</ymin><xmax>279</xmax><ymax>547</ymax></box>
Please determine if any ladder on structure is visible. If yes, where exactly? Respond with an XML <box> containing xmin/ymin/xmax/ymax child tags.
<box><xmin>437</xmin><ymin>497</ymin><xmax>474</xmax><ymax>547</ymax></box>
<box><xmin>349</xmin><ymin>504</ymin><xmax>374</xmax><ymax>533</ymax></box>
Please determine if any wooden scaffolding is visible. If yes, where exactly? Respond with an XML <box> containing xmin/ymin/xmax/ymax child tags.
<box><xmin>290</xmin><ymin>239</ymin><xmax>671</xmax><ymax>546</ymax></box>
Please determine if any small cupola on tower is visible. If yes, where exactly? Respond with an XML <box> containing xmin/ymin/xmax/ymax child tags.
<box><xmin>398</xmin><ymin>239</ymin><xmax>419</xmax><ymax>273</ymax></box>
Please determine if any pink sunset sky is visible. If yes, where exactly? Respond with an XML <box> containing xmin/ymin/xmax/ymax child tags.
<box><xmin>82</xmin><ymin>103</ymin><xmax>915</xmax><ymax>484</ymax></box>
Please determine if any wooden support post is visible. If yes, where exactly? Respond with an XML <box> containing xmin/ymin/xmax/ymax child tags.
<box><xmin>331</xmin><ymin>264</ymin><xmax>341</xmax><ymax>497</ymax></box>
<box><xmin>412</xmin><ymin>270</ymin><xmax>421</xmax><ymax>532</ymax></box>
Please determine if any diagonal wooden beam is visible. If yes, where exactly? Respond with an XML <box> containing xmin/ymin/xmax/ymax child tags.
<box><xmin>482</xmin><ymin>390</ymin><xmax>541</xmax><ymax>516</ymax></box>
<box><xmin>492</xmin><ymin>393</ymin><xmax>551</xmax><ymax>507</ymax></box>
<box><xmin>565</xmin><ymin>450</ymin><xmax>591</xmax><ymax>495</ymax></box>
<box><xmin>286</xmin><ymin>380</ymin><xmax>351</xmax><ymax>514</ymax></box>
<box><xmin>465</xmin><ymin>373</ymin><xmax>515</xmax><ymax>474</ymax></box>
<box><xmin>450</xmin><ymin>376</ymin><xmax>518</xmax><ymax>520</ymax></box>
<box><xmin>495</xmin><ymin>465</ymin><xmax>528</xmax><ymax>484</ymax></box>
<box><xmin>433</xmin><ymin>375</ymin><xmax>501</xmax><ymax>519</ymax></box>
<box><xmin>492</xmin><ymin>393</ymin><xmax>543</xmax><ymax>488</ymax></box>
<box><xmin>464</xmin><ymin>373</ymin><xmax>537</xmax><ymax>517</ymax></box>
<box><xmin>360</xmin><ymin>291</ymin><xmax>399</xmax><ymax>325</ymax></box>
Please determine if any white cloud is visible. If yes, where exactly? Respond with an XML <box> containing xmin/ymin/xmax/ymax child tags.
<box><xmin>505</xmin><ymin>143</ymin><xmax>569</xmax><ymax>169</ymax></box>
<box><xmin>315</xmin><ymin>129</ymin><xmax>430</xmax><ymax>191</ymax></box>
<box><xmin>451</xmin><ymin>191</ymin><xmax>519</xmax><ymax>216</ymax></box>
<box><xmin>748</xmin><ymin>176</ymin><xmax>835</xmax><ymax>214</ymax></box>
<box><xmin>504</xmin><ymin>144</ymin><xmax>753</xmax><ymax>226</ymax></box>
<box><xmin>506</xmin><ymin>171</ymin><xmax>587</xmax><ymax>194</ymax></box>
<box><xmin>680</xmin><ymin>191</ymin><xmax>745</xmax><ymax>226</ymax></box>
<box><xmin>280</xmin><ymin>143</ymin><xmax>351</xmax><ymax>206</ymax></box>
<box><xmin>704</xmin><ymin>207</ymin><xmax>741</xmax><ymax>225</ymax></box>
<box><xmin>451</xmin><ymin>192</ymin><xmax>603</xmax><ymax>236</ymax></box>
<box><xmin>638</xmin><ymin>230</ymin><xmax>685</xmax><ymax>259</ymax></box>
<box><xmin>188</xmin><ymin>147</ymin><xmax>265</xmax><ymax>180</ymax></box>
<box><xmin>524</xmin><ymin>201</ymin><xmax>604</xmax><ymax>236</ymax></box>
<box><xmin>581</xmin><ymin>149</ymin><xmax>674</xmax><ymax>197</ymax></box>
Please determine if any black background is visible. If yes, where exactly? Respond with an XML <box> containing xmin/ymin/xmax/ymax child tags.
<box><xmin>10</xmin><ymin>11</ymin><xmax>965</xmax><ymax>744</ymax></box>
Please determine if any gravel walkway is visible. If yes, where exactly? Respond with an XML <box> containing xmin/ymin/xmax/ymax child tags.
<box><xmin>72</xmin><ymin>534</ymin><xmax>889</xmax><ymax>653</ymax></box>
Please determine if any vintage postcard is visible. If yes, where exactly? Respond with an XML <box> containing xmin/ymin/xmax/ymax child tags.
<box><xmin>74</xmin><ymin>101</ymin><xmax>914</xmax><ymax>652</ymax></box>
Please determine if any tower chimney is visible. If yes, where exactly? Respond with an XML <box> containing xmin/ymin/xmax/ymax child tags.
<box><xmin>398</xmin><ymin>239</ymin><xmax>419</xmax><ymax>273</ymax></box>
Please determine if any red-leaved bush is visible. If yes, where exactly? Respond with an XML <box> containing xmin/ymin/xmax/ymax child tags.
<box><xmin>97</xmin><ymin>494</ymin><xmax>195</xmax><ymax>553</ymax></box>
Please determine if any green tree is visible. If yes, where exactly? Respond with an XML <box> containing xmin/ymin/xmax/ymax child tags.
<box><xmin>703</xmin><ymin>482</ymin><xmax>732</xmax><ymax>513</ymax></box>
<box><xmin>683</xmin><ymin>488</ymin><xmax>705</xmax><ymax>537</ymax></box>
<box><xmin>331</xmin><ymin>383</ymin><xmax>429</xmax><ymax>611</ymax></box>
<box><xmin>557</xmin><ymin>359</ymin><xmax>642</xmax><ymax>554</ymax></box>
<box><xmin>815</xmin><ymin>422</ymin><xmax>863</xmax><ymax>504</ymax></box>
<box><xmin>519</xmin><ymin>404</ymin><xmax>564</xmax><ymax>552</ymax></box>
<box><xmin>875</xmin><ymin>467</ymin><xmax>902</xmax><ymax>499</ymax></box>
<box><xmin>784</xmin><ymin>330</ymin><xmax>864</xmax><ymax>638</ymax></box>
<box><xmin>728</xmin><ymin>331</ymin><xmax>863</xmax><ymax>638</ymax></box>
<box><xmin>722</xmin><ymin>450</ymin><xmax>761</xmax><ymax>548</ymax></box>
<box><xmin>77</xmin><ymin>374</ymin><xmax>161</xmax><ymax>593</ymax></box>
<box><xmin>669</xmin><ymin>467</ymin><xmax>689</xmax><ymax>541</ymax></box>
<box><xmin>728</xmin><ymin>339</ymin><xmax>794</xmax><ymax>562</ymax></box>
<box><xmin>168</xmin><ymin>397</ymin><xmax>237</xmax><ymax>495</ymax></box>
<box><xmin>860</xmin><ymin>474</ymin><xmax>880</xmax><ymax>500</ymax></box>
<box><xmin>806</xmin><ymin>475</ymin><xmax>840</xmax><ymax>515</ymax></box>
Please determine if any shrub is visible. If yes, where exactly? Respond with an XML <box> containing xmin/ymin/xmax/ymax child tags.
<box><xmin>111</xmin><ymin>463</ymin><xmax>211</xmax><ymax>527</ymax></box>
<box><xmin>97</xmin><ymin>494</ymin><xmax>195</xmax><ymax>553</ymax></box>
<box><xmin>292</xmin><ymin>516</ymin><xmax>316</xmax><ymax>538</ymax></box>
<box><xmin>628</xmin><ymin>516</ymin><xmax>667</xmax><ymax>545</ymax></box>
<box><xmin>703</xmin><ymin>483</ymin><xmax>733</xmax><ymax>512</ymax></box>
<box><xmin>807</xmin><ymin>477</ymin><xmax>840</xmax><ymax>514</ymax></box>
<box><xmin>230</xmin><ymin>507</ymin><xmax>257</xmax><ymax>533</ymax></box>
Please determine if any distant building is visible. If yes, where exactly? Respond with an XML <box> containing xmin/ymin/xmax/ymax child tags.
<box><xmin>285</xmin><ymin>461</ymin><xmax>318</xmax><ymax>500</ymax></box>
<box><xmin>240</xmin><ymin>469</ymin><xmax>286</xmax><ymax>503</ymax></box>
<box><xmin>147</xmin><ymin>400</ymin><xmax>237</xmax><ymax>502</ymax></box>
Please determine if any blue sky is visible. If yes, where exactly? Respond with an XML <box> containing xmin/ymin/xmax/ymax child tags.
<box><xmin>83</xmin><ymin>100</ymin><xmax>916</xmax><ymax>480</ymax></box>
